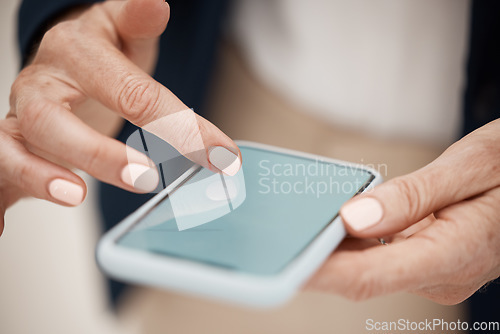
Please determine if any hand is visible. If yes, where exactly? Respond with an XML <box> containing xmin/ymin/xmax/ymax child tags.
<box><xmin>306</xmin><ymin>119</ymin><xmax>500</xmax><ymax>304</ymax></box>
<box><xmin>1</xmin><ymin>0</ymin><xmax>240</xmax><ymax>236</ymax></box>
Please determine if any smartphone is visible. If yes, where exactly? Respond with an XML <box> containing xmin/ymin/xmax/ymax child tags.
<box><xmin>96</xmin><ymin>141</ymin><xmax>382</xmax><ymax>308</ymax></box>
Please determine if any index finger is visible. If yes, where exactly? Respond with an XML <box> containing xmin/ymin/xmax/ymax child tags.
<box><xmin>59</xmin><ymin>10</ymin><xmax>241</xmax><ymax>174</ymax></box>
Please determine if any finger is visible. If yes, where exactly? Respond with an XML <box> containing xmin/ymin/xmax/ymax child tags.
<box><xmin>0</xmin><ymin>122</ymin><xmax>86</xmax><ymax>207</ymax></box>
<box><xmin>390</xmin><ymin>214</ymin><xmax>437</xmax><ymax>242</ymax></box>
<box><xmin>84</xmin><ymin>54</ymin><xmax>241</xmax><ymax>175</ymax></box>
<box><xmin>17</xmin><ymin>97</ymin><xmax>159</xmax><ymax>193</ymax></box>
<box><xmin>309</xmin><ymin>186</ymin><xmax>500</xmax><ymax>303</ymax></box>
<box><xmin>340</xmin><ymin>122</ymin><xmax>500</xmax><ymax>237</ymax></box>
<box><xmin>113</xmin><ymin>0</ymin><xmax>170</xmax><ymax>69</ymax></box>
<box><xmin>306</xmin><ymin>231</ymin><xmax>448</xmax><ymax>301</ymax></box>
<box><xmin>54</xmin><ymin>7</ymin><xmax>241</xmax><ymax>175</ymax></box>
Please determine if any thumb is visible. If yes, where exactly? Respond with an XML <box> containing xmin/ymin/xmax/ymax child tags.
<box><xmin>340</xmin><ymin>168</ymin><xmax>445</xmax><ymax>238</ymax></box>
<box><xmin>340</xmin><ymin>133</ymin><xmax>500</xmax><ymax>237</ymax></box>
<box><xmin>114</xmin><ymin>0</ymin><xmax>170</xmax><ymax>69</ymax></box>
<box><xmin>115</xmin><ymin>0</ymin><xmax>169</xmax><ymax>40</ymax></box>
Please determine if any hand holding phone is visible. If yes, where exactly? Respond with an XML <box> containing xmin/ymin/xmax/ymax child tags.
<box><xmin>97</xmin><ymin>141</ymin><xmax>382</xmax><ymax>307</ymax></box>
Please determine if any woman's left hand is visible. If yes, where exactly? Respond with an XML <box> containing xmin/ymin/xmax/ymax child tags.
<box><xmin>306</xmin><ymin>119</ymin><xmax>500</xmax><ymax>304</ymax></box>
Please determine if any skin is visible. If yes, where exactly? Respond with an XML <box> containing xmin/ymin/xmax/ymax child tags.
<box><xmin>306</xmin><ymin>119</ymin><xmax>500</xmax><ymax>304</ymax></box>
<box><xmin>0</xmin><ymin>0</ymin><xmax>240</xmax><ymax>234</ymax></box>
<box><xmin>2</xmin><ymin>0</ymin><xmax>499</xmax><ymax>305</ymax></box>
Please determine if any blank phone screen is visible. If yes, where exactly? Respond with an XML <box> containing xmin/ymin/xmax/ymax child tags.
<box><xmin>117</xmin><ymin>146</ymin><xmax>374</xmax><ymax>275</ymax></box>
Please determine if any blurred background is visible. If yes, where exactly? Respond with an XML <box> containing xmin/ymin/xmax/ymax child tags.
<box><xmin>1</xmin><ymin>0</ymin><xmax>472</xmax><ymax>333</ymax></box>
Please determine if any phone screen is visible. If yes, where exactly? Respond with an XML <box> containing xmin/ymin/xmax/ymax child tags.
<box><xmin>117</xmin><ymin>146</ymin><xmax>374</xmax><ymax>276</ymax></box>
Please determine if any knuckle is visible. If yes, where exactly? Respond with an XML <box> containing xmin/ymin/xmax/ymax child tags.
<box><xmin>117</xmin><ymin>75</ymin><xmax>161</xmax><ymax>126</ymax></box>
<box><xmin>42</xmin><ymin>21</ymin><xmax>79</xmax><ymax>50</ymax></box>
<box><xmin>10</xmin><ymin>82</ymin><xmax>23</xmax><ymax>105</ymax></box>
<box><xmin>82</xmin><ymin>141</ymin><xmax>106</xmax><ymax>172</ymax></box>
<box><xmin>391</xmin><ymin>176</ymin><xmax>425</xmax><ymax>221</ymax></box>
<box><xmin>0</xmin><ymin>120</ymin><xmax>21</xmax><ymax>144</ymax></box>
<box><xmin>10</xmin><ymin>68</ymin><xmax>36</xmax><ymax>111</ymax></box>
<box><xmin>13</xmin><ymin>162</ymin><xmax>32</xmax><ymax>191</ymax></box>
<box><xmin>177</xmin><ymin>116</ymin><xmax>203</xmax><ymax>152</ymax></box>
<box><xmin>16</xmin><ymin>100</ymin><xmax>50</xmax><ymax>138</ymax></box>
<box><xmin>9</xmin><ymin>81</ymin><xmax>23</xmax><ymax>112</ymax></box>
<box><xmin>345</xmin><ymin>273</ymin><xmax>378</xmax><ymax>301</ymax></box>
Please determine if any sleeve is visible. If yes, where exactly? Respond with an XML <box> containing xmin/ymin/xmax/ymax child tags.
<box><xmin>17</xmin><ymin>0</ymin><xmax>104</xmax><ymax>67</ymax></box>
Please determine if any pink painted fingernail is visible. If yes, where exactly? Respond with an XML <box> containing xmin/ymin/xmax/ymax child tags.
<box><xmin>121</xmin><ymin>163</ymin><xmax>159</xmax><ymax>192</ymax></box>
<box><xmin>49</xmin><ymin>179</ymin><xmax>85</xmax><ymax>206</ymax></box>
<box><xmin>208</xmin><ymin>146</ymin><xmax>241</xmax><ymax>176</ymax></box>
<box><xmin>341</xmin><ymin>197</ymin><xmax>384</xmax><ymax>231</ymax></box>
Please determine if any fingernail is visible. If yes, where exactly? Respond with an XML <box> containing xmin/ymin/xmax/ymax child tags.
<box><xmin>121</xmin><ymin>163</ymin><xmax>159</xmax><ymax>192</ymax></box>
<box><xmin>49</xmin><ymin>179</ymin><xmax>84</xmax><ymax>206</ymax></box>
<box><xmin>341</xmin><ymin>197</ymin><xmax>384</xmax><ymax>231</ymax></box>
<box><xmin>208</xmin><ymin>146</ymin><xmax>241</xmax><ymax>176</ymax></box>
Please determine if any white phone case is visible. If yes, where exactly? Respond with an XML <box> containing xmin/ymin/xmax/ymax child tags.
<box><xmin>96</xmin><ymin>141</ymin><xmax>383</xmax><ymax>308</ymax></box>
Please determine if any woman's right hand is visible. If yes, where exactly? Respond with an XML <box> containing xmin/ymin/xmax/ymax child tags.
<box><xmin>1</xmin><ymin>0</ymin><xmax>240</xmax><ymax>236</ymax></box>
